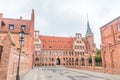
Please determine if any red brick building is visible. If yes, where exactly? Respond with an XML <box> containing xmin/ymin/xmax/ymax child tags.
<box><xmin>34</xmin><ymin>18</ymin><xmax>96</xmax><ymax>69</ymax></box>
<box><xmin>100</xmin><ymin>16</ymin><xmax>120</xmax><ymax>74</ymax></box>
<box><xmin>0</xmin><ymin>10</ymin><xmax>34</xmax><ymax>80</ymax></box>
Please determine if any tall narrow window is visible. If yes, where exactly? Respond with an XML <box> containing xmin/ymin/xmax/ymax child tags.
<box><xmin>9</xmin><ymin>24</ymin><xmax>14</xmax><ymax>30</ymax></box>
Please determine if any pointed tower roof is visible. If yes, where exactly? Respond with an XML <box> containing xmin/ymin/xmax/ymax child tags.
<box><xmin>85</xmin><ymin>14</ymin><xmax>93</xmax><ymax>36</ymax></box>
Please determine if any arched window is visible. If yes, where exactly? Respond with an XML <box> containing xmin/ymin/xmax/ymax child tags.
<box><xmin>56</xmin><ymin>58</ymin><xmax>60</xmax><ymax>65</ymax></box>
<box><xmin>81</xmin><ymin>58</ymin><xmax>85</xmax><ymax>66</ymax></box>
<box><xmin>35</xmin><ymin>57</ymin><xmax>39</xmax><ymax>61</ymax></box>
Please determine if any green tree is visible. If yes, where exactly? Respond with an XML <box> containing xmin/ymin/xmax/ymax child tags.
<box><xmin>88</xmin><ymin>55</ymin><xmax>92</xmax><ymax>64</ymax></box>
<box><xmin>95</xmin><ymin>53</ymin><xmax>102</xmax><ymax>62</ymax></box>
<box><xmin>95</xmin><ymin>48</ymin><xmax>102</xmax><ymax>66</ymax></box>
<box><xmin>96</xmin><ymin>48</ymin><xmax>101</xmax><ymax>54</ymax></box>
<box><xmin>88</xmin><ymin>55</ymin><xmax>92</xmax><ymax>66</ymax></box>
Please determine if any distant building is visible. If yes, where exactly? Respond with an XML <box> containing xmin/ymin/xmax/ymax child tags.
<box><xmin>100</xmin><ymin>16</ymin><xmax>120</xmax><ymax>74</ymax></box>
<box><xmin>34</xmin><ymin>17</ymin><xmax>96</xmax><ymax>68</ymax></box>
<box><xmin>0</xmin><ymin>10</ymin><xmax>34</xmax><ymax>80</ymax></box>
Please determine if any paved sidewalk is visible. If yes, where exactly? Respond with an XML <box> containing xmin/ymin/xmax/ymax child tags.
<box><xmin>21</xmin><ymin>66</ymin><xmax>120</xmax><ymax>80</ymax></box>
<box><xmin>65</xmin><ymin>67</ymin><xmax>120</xmax><ymax>80</ymax></box>
<box><xmin>21</xmin><ymin>68</ymin><xmax>38</xmax><ymax>80</ymax></box>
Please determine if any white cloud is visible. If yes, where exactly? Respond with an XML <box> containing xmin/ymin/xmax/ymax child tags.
<box><xmin>0</xmin><ymin>0</ymin><xmax>120</xmax><ymax>48</ymax></box>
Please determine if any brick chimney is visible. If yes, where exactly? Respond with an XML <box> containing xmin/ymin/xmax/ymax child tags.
<box><xmin>20</xmin><ymin>16</ymin><xmax>22</xmax><ymax>20</ymax></box>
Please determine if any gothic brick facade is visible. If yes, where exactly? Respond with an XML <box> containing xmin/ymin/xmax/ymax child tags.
<box><xmin>34</xmin><ymin>19</ymin><xmax>96</xmax><ymax>69</ymax></box>
<box><xmin>100</xmin><ymin>16</ymin><xmax>120</xmax><ymax>74</ymax></box>
<box><xmin>0</xmin><ymin>10</ymin><xmax>34</xmax><ymax>80</ymax></box>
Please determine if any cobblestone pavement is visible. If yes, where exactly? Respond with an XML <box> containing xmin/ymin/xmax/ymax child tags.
<box><xmin>21</xmin><ymin>66</ymin><xmax>120</xmax><ymax>80</ymax></box>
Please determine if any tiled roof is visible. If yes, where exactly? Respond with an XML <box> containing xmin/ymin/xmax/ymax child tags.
<box><xmin>0</xmin><ymin>18</ymin><xmax>31</xmax><ymax>33</ymax></box>
<box><xmin>39</xmin><ymin>35</ymin><xmax>73</xmax><ymax>50</ymax></box>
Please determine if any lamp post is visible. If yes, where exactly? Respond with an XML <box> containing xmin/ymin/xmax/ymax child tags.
<box><xmin>16</xmin><ymin>30</ymin><xmax>25</xmax><ymax>80</ymax></box>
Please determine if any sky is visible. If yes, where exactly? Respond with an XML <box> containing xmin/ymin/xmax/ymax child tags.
<box><xmin>0</xmin><ymin>0</ymin><xmax>120</xmax><ymax>48</ymax></box>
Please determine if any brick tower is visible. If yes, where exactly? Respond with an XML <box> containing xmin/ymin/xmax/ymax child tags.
<box><xmin>85</xmin><ymin>15</ymin><xmax>96</xmax><ymax>55</ymax></box>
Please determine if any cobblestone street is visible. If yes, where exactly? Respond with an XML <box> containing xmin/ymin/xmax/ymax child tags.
<box><xmin>21</xmin><ymin>66</ymin><xmax>120</xmax><ymax>80</ymax></box>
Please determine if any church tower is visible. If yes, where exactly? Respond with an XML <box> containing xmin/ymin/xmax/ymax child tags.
<box><xmin>85</xmin><ymin>15</ymin><xmax>95</xmax><ymax>54</ymax></box>
<box><xmin>85</xmin><ymin>14</ymin><xmax>93</xmax><ymax>36</ymax></box>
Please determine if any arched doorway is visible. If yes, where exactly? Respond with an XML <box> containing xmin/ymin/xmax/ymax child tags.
<box><xmin>81</xmin><ymin>58</ymin><xmax>85</xmax><ymax>66</ymax></box>
<box><xmin>56</xmin><ymin>58</ymin><xmax>60</xmax><ymax>65</ymax></box>
<box><xmin>75</xmin><ymin>58</ymin><xmax>78</xmax><ymax>65</ymax></box>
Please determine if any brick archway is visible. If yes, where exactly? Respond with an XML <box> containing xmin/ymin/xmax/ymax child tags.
<box><xmin>81</xmin><ymin>58</ymin><xmax>85</xmax><ymax>66</ymax></box>
<box><xmin>56</xmin><ymin>58</ymin><xmax>60</xmax><ymax>65</ymax></box>
<box><xmin>75</xmin><ymin>58</ymin><xmax>78</xmax><ymax>65</ymax></box>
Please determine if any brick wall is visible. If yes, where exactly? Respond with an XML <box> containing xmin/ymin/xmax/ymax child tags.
<box><xmin>100</xmin><ymin>16</ymin><xmax>120</xmax><ymax>74</ymax></box>
<box><xmin>0</xmin><ymin>33</ymin><xmax>30</xmax><ymax>80</ymax></box>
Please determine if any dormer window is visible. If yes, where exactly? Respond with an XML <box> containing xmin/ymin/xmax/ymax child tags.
<box><xmin>21</xmin><ymin>25</ymin><xmax>26</xmax><ymax>30</ymax></box>
<box><xmin>118</xmin><ymin>24</ymin><xmax>120</xmax><ymax>32</ymax></box>
<box><xmin>9</xmin><ymin>24</ymin><xmax>14</xmax><ymax>30</ymax></box>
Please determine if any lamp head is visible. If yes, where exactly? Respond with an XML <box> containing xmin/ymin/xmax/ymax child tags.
<box><xmin>19</xmin><ymin>30</ymin><xmax>25</xmax><ymax>45</ymax></box>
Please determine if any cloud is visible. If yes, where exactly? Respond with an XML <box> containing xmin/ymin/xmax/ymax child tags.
<box><xmin>0</xmin><ymin>0</ymin><xmax>120</xmax><ymax>48</ymax></box>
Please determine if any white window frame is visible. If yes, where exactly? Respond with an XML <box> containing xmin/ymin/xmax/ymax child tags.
<box><xmin>9</xmin><ymin>24</ymin><xmax>14</xmax><ymax>30</ymax></box>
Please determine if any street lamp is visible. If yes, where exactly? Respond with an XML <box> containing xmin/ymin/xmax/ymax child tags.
<box><xmin>16</xmin><ymin>30</ymin><xmax>25</xmax><ymax>80</ymax></box>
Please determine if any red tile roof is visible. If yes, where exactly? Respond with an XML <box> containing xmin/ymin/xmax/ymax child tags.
<box><xmin>0</xmin><ymin>18</ymin><xmax>31</xmax><ymax>33</ymax></box>
<box><xmin>39</xmin><ymin>35</ymin><xmax>74</xmax><ymax>50</ymax></box>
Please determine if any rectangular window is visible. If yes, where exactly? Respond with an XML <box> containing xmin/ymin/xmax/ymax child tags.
<box><xmin>21</xmin><ymin>25</ymin><xmax>26</xmax><ymax>30</ymax></box>
<box><xmin>9</xmin><ymin>24</ymin><xmax>14</xmax><ymax>30</ymax></box>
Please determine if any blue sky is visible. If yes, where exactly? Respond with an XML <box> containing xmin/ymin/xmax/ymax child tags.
<box><xmin>0</xmin><ymin>0</ymin><xmax>120</xmax><ymax>48</ymax></box>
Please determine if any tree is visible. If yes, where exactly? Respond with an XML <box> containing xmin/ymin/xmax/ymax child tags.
<box><xmin>96</xmin><ymin>48</ymin><xmax>101</xmax><ymax>54</ymax></box>
<box><xmin>95</xmin><ymin>53</ymin><xmax>102</xmax><ymax>63</ymax></box>
<box><xmin>88</xmin><ymin>55</ymin><xmax>92</xmax><ymax>64</ymax></box>
<box><xmin>95</xmin><ymin>48</ymin><xmax>102</xmax><ymax>66</ymax></box>
<box><xmin>88</xmin><ymin>55</ymin><xmax>92</xmax><ymax>65</ymax></box>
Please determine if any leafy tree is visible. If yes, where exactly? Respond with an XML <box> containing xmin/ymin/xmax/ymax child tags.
<box><xmin>96</xmin><ymin>48</ymin><xmax>101</xmax><ymax>54</ymax></box>
<box><xmin>95</xmin><ymin>53</ymin><xmax>102</xmax><ymax>62</ymax></box>
<box><xmin>95</xmin><ymin>48</ymin><xmax>102</xmax><ymax>66</ymax></box>
<box><xmin>88</xmin><ymin>55</ymin><xmax>92</xmax><ymax>64</ymax></box>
